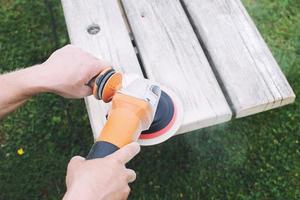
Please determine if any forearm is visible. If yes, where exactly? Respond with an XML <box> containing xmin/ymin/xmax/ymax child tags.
<box><xmin>0</xmin><ymin>45</ymin><xmax>107</xmax><ymax>119</ymax></box>
<box><xmin>0</xmin><ymin>65</ymin><xmax>48</xmax><ymax>118</ymax></box>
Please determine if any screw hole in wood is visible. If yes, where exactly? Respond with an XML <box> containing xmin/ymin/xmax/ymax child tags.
<box><xmin>87</xmin><ymin>24</ymin><xmax>100</xmax><ymax>35</ymax></box>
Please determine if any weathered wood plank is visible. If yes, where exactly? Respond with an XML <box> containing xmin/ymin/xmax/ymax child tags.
<box><xmin>122</xmin><ymin>0</ymin><xmax>232</xmax><ymax>133</ymax></box>
<box><xmin>181</xmin><ymin>0</ymin><xmax>295</xmax><ymax>117</ymax></box>
<box><xmin>61</xmin><ymin>0</ymin><xmax>142</xmax><ymax>139</ymax></box>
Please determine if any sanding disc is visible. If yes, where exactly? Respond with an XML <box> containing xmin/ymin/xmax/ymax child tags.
<box><xmin>138</xmin><ymin>86</ymin><xmax>183</xmax><ymax>146</ymax></box>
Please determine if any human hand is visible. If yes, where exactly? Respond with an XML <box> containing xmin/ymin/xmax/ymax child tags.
<box><xmin>40</xmin><ymin>44</ymin><xmax>109</xmax><ymax>98</ymax></box>
<box><xmin>63</xmin><ymin>142</ymin><xmax>141</xmax><ymax>200</ymax></box>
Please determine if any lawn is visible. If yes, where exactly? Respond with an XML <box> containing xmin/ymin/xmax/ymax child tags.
<box><xmin>0</xmin><ymin>0</ymin><xmax>299</xmax><ymax>199</ymax></box>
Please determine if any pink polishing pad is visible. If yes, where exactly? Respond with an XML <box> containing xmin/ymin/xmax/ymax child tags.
<box><xmin>138</xmin><ymin>86</ymin><xmax>183</xmax><ymax>146</ymax></box>
<box><xmin>139</xmin><ymin>104</ymin><xmax>177</xmax><ymax>140</ymax></box>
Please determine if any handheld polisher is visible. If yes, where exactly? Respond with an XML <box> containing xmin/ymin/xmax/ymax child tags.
<box><xmin>86</xmin><ymin>68</ymin><xmax>183</xmax><ymax>159</ymax></box>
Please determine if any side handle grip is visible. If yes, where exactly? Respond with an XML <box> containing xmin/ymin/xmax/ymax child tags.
<box><xmin>86</xmin><ymin>141</ymin><xmax>119</xmax><ymax>160</ymax></box>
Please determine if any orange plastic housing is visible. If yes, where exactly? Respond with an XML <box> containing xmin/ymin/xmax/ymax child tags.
<box><xmin>97</xmin><ymin>93</ymin><xmax>152</xmax><ymax>148</ymax></box>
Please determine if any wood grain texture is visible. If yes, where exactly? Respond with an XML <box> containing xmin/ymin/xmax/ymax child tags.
<box><xmin>122</xmin><ymin>0</ymin><xmax>232</xmax><ymax>133</ymax></box>
<box><xmin>181</xmin><ymin>0</ymin><xmax>295</xmax><ymax>117</ymax></box>
<box><xmin>61</xmin><ymin>0</ymin><xmax>142</xmax><ymax>139</ymax></box>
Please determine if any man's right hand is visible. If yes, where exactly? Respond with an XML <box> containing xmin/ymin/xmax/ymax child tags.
<box><xmin>41</xmin><ymin>44</ymin><xmax>109</xmax><ymax>98</ymax></box>
<box><xmin>63</xmin><ymin>142</ymin><xmax>140</xmax><ymax>200</ymax></box>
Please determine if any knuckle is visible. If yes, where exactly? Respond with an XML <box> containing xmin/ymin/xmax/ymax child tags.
<box><xmin>67</xmin><ymin>156</ymin><xmax>83</xmax><ymax>169</ymax></box>
<box><xmin>127</xmin><ymin>168</ymin><xmax>136</xmax><ymax>176</ymax></box>
<box><xmin>67</xmin><ymin>161</ymin><xmax>75</xmax><ymax>172</ymax></box>
<box><xmin>68</xmin><ymin>156</ymin><xmax>77</xmax><ymax>165</ymax></box>
<box><xmin>126</xmin><ymin>169</ymin><xmax>136</xmax><ymax>183</ymax></box>
<box><xmin>131</xmin><ymin>170</ymin><xmax>137</xmax><ymax>178</ymax></box>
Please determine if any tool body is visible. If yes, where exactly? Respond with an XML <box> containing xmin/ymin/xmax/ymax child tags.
<box><xmin>87</xmin><ymin>68</ymin><xmax>183</xmax><ymax>159</ymax></box>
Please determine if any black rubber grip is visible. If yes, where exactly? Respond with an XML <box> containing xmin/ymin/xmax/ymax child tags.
<box><xmin>86</xmin><ymin>141</ymin><xmax>119</xmax><ymax>159</ymax></box>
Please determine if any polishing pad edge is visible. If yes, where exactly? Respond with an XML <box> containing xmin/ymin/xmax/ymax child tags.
<box><xmin>138</xmin><ymin>85</ymin><xmax>183</xmax><ymax>146</ymax></box>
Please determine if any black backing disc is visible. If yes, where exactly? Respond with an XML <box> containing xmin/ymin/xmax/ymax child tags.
<box><xmin>141</xmin><ymin>90</ymin><xmax>175</xmax><ymax>134</ymax></box>
<box><xmin>95</xmin><ymin>69</ymin><xmax>115</xmax><ymax>100</ymax></box>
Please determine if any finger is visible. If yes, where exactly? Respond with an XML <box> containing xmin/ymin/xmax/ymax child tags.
<box><xmin>109</xmin><ymin>142</ymin><xmax>140</xmax><ymax>164</ymax></box>
<box><xmin>85</xmin><ymin>74</ymin><xmax>98</xmax><ymax>88</ymax></box>
<box><xmin>89</xmin><ymin>59</ymin><xmax>111</xmax><ymax>76</ymax></box>
<box><xmin>67</xmin><ymin>156</ymin><xmax>85</xmax><ymax>171</ymax></box>
<box><xmin>125</xmin><ymin>169</ymin><xmax>136</xmax><ymax>183</ymax></box>
<box><xmin>86</xmin><ymin>62</ymin><xmax>111</xmax><ymax>87</ymax></box>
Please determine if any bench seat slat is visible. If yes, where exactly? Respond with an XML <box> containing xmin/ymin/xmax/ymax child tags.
<box><xmin>181</xmin><ymin>0</ymin><xmax>295</xmax><ymax>117</ymax></box>
<box><xmin>122</xmin><ymin>0</ymin><xmax>232</xmax><ymax>133</ymax></box>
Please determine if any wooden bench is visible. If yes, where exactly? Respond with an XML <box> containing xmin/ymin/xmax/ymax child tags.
<box><xmin>61</xmin><ymin>0</ymin><xmax>295</xmax><ymax>140</ymax></box>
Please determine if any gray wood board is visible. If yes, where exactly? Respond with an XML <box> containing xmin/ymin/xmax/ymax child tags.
<box><xmin>61</xmin><ymin>0</ymin><xmax>142</xmax><ymax>139</ymax></box>
<box><xmin>181</xmin><ymin>0</ymin><xmax>295</xmax><ymax>117</ymax></box>
<box><xmin>122</xmin><ymin>0</ymin><xmax>232</xmax><ymax>133</ymax></box>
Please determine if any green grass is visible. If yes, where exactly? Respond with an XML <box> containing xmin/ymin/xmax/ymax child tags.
<box><xmin>0</xmin><ymin>0</ymin><xmax>299</xmax><ymax>199</ymax></box>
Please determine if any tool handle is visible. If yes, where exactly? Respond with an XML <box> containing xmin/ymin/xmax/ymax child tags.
<box><xmin>86</xmin><ymin>108</ymin><xmax>141</xmax><ymax>159</ymax></box>
<box><xmin>86</xmin><ymin>110</ymin><xmax>141</xmax><ymax>159</ymax></box>
<box><xmin>86</xmin><ymin>93</ymin><xmax>149</xmax><ymax>159</ymax></box>
<box><xmin>86</xmin><ymin>141</ymin><xmax>119</xmax><ymax>159</ymax></box>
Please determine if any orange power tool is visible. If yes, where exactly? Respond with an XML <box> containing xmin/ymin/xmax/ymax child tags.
<box><xmin>86</xmin><ymin>68</ymin><xmax>161</xmax><ymax>159</ymax></box>
<box><xmin>86</xmin><ymin>68</ymin><xmax>183</xmax><ymax>159</ymax></box>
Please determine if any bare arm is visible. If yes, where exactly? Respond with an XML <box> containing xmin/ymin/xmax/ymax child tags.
<box><xmin>1</xmin><ymin>45</ymin><xmax>141</xmax><ymax>199</ymax></box>
<box><xmin>0</xmin><ymin>45</ymin><xmax>109</xmax><ymax>118</ymax></box>
<box><xmin>0</xmin><ymin>65</ymin><xmax>46</xmax><ymax>118</ymax></box>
